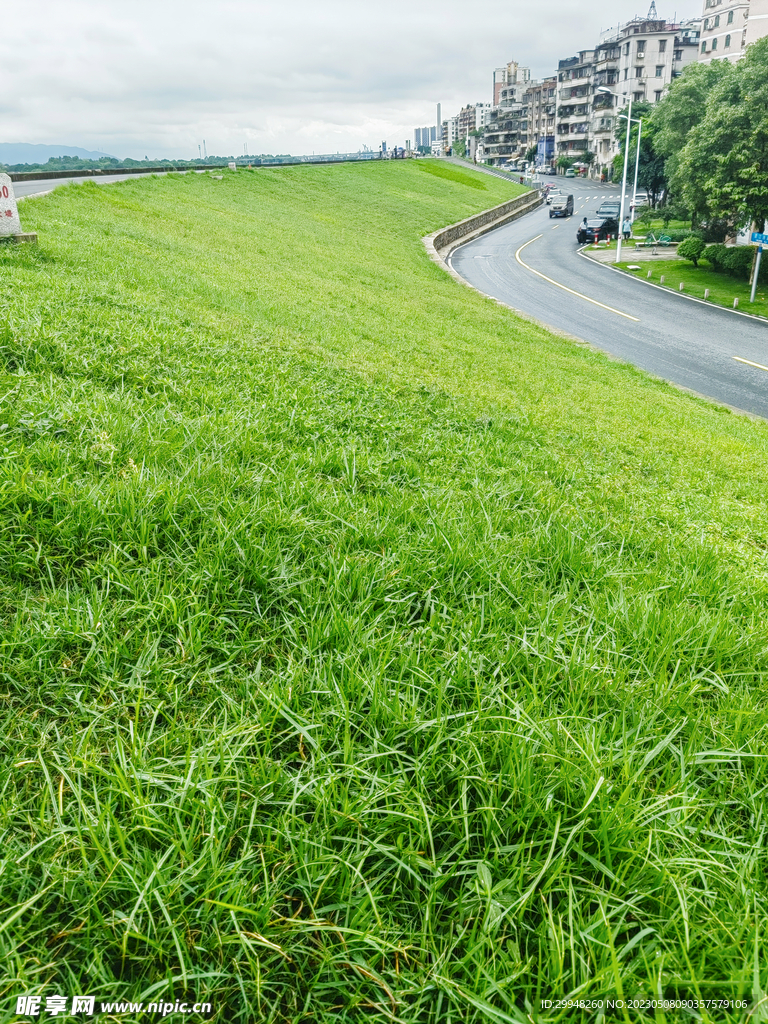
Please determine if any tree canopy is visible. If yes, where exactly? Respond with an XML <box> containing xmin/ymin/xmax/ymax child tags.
<box><xmin>675</xmin><ymin>37</ymin><xmax>768</xmax><ymax>228</ymax></box>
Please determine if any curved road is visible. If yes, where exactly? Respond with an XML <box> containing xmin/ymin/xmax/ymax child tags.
<box><xmin>450</xmin><ymin>179</ymin><xmax>768</xmax><ymax>418</ymax></box>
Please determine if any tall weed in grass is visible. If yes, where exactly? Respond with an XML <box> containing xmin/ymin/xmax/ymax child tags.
<box><xmin>1</xmin><ymin>163</ymin><xmax>768</xmax><ymax>1021</ymax></box>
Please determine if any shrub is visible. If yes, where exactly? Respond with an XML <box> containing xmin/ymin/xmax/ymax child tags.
<box><xmin>665</xmin><ymin>229</ymin><xmax>703</xmax><ymax>243</ymax></box>
<box><xmin>723</xmin><ymin>245</ymin><xmax>756</xmax><ymax>280</ymax></box>
<box><xmin>677</xmin><ymin>236</ymin><xmax>706</xmax><ymax>266</ymax></box>
<box><xmin>699</xmin><ymin>218</ymin><xmax>732</xmax><ymax>243</ymax></box>
<box><xmin>703</xmin><ymin>243</ymin><xmax>729</xmax><ymax>272</ymax></box>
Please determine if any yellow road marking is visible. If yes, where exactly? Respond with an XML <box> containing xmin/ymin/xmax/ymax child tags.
<box><xmin>734</xmin><ymin>356</ymin><xmax>768</xmax><ymax>372</ymax></box>
<box><xmin>514</xmin><ymin>235</ymin><xmax>641</xmax><ymax>321</ymax></box>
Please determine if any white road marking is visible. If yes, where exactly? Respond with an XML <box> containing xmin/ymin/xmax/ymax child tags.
<box><xmin>515</xmin><ymin>235</ymin><xmax>640</xmax><ymax>322</ymax></box>
<box><xmin>734</xmin><ymin>356</ymin><xmax>768</xmax><ymax>373</ymax></box>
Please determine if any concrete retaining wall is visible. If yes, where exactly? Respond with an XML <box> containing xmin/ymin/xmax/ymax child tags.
<box><xmin>422</xmin><ymin>189</ymin><xmax>543</xmax><ymax>289</ymax></box>
<box><xmin>424</xmin><ymin>190</ymin><xmax>543</xmax><ymax>259</ymax></box>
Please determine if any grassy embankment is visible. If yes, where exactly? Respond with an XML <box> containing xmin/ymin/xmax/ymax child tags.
<box><xmin>3</xmin><ymin>161</ymin><xmax>768</xmax><ymax>1023</ymax></box>
<box><xmin>616</xmin><ymin>258</ymin><xmax>768</xmax><ymax>318</ymax></box>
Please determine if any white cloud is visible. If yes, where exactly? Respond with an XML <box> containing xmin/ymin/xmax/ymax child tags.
<box><xmin>3</xmin><ymin>0</ymin><xmax>703</xmax><ymax>159</ymax></box>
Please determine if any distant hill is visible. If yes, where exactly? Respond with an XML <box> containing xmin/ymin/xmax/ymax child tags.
<box><xmin>0</xmin><ymin>144</ymin><xmax>117</xmax><ymax>165</ymax></box>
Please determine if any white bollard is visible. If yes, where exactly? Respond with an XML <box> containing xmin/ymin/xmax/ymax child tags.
<box><xmin>734</xmin><ymin>298</ymin><xmax>739</xmax><ymax>308</ymax></box>
<box><xmin>660</xmin><ymin>275</ymin><xmax>665</xmax><ymax>284</ymax></box>
<box><xmin>647</xmin><ymin>270</ymin><xmax>652</xmax><ymax>279</ymax></box>
<box><xmin>704</xmin><ymin>289</ymin><xmax>710</xmax><ymax>299</ymax></box>
<box><xmin>679</xmin><ymin>283</ymin><xmax>684</xmax><ymax>291</ymax></box>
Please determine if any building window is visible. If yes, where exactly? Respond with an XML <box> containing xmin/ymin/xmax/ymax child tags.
<box><xmin>714</xmin><ymin>14</ymin><xmax>720</xmax><ymax>26</ymax></box>
<box><xmin>725</xmin><ymin>34</ymin><xmax>731</xmax><ymax>47</ymax></box>
<box><xmin>659</xmin><ymin>39</ymin><xmax>667</xmax><ymax>52</ymax></box>
<box><xmin>624</xmin><ymin>68</ymin><xmax>629</xmax><ymax>79</ymax></box>
<box><xmin>655</xmin><ymin>90</ymin><xmax>663</xmax><ymax>101</ymax></box>
<box><xmin>701</xmin><ymin>41</ymin><xmax>707</xmax><ymax>52</ymax></box>
<box><xmin>636</xmin><ymin>66</ymin><xmax>643</xmax><ymax>77</ymax></box>
<box><xmin>712</xmin><ymin>37</ymin><xmax>718</xmax><ymax>50</ymax></box>
<box><xmin>727</xmin><ymin>10</ymin><xmax>734</xmax><ymax>23</ymax></box>
<box><xmin>674</xmin><ymin>49</ymin><xmax>683</xmax><ymax>59</ymax></box>
<box><xmin>655</xmin><ymin>65</ymin><xmax>664</xmax><ymax>76</ymax></box>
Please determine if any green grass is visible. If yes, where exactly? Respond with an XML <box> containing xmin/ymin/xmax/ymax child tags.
<box><xmin>618</xmin><ymin>258</ymin><xmax>768</xmax><ymax>316</ymax></box>
<box><xmin>2</xmin><ymin>161</ymin><xmax>768</xmax><ymax>1022</ymax></box>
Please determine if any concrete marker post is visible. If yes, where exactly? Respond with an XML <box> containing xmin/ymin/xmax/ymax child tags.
<box><xmin>0</xmin><ymin>173</ymin><xmax>36</xmax><ymax>243</ymax></box>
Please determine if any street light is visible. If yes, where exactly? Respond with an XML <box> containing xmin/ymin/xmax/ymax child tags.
<box><xmin>619</xmin><ymin>111</ymin><xmax>643</xmax><ymax>224</ymax></box>
<box><xmin>597</xmin><ymin>86</ymin><xmax>632</xmax><ymax>264</ymax></box>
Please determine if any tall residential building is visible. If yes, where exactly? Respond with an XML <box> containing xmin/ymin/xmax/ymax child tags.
<box><xmin>482</xmin><ymin>76</ymin><xmax>540</xmax><ymax>166</ymax></box>
<box><xmin>746</xmin><ymin>0</ymin><xmax>768</xmax><ymax>43</ymax></box>
<box><xmin>457</xmin><ymin>103</ymin><xmax>492</xmax><ymax>136</ymax></box>
<box><xmin>442</xmin><ymin>116</ymin><xmax>460</xmax><ymax>150</ymax></box>
<box><xmin>492</xmin><ymin>61</ymin><xmax>531</xmax><ymax>104</ymax></box>
<box><xmin>554</xmin><ymin>12</ymin><xmax>699</xmax><ymax>178</ymax></box>
<box><xmin>526</xmin><ymin>76</ymin><xmax>557</xmax><ymax>168</ymax></box>
<box><xmin>414</xmin><ymin>125</ymin><xmax>439</xmax><ymax>149</ymax></box>
<box><xmin>699</xmin><ymin>0</ymin><xmax>749</xmax><ymax>60</ymax></box>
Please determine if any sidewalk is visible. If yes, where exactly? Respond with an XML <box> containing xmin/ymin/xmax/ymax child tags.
<box><xmin>585</xmin><ymin>244</ymin><xmax>682</xmax><ymax>264</ymax></box>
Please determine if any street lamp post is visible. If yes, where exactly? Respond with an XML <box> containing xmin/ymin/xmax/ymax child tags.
<box><xmin>596</xmin><ymin>87</ymin><xmax>634</xmax><ymax>262</ymax></box>
<box><xmin>616</xmin><ymin>95</ymin><xmax>633</xmax><ymax>264</ymax></box>
<box><xmin>631</xmin><ymin>118</ymin><xmax>643</xmax><ymax>223</ymax></box>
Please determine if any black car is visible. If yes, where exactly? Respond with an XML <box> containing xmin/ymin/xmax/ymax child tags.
<box><xmin>577</xmin><ymin>217</ymin><xmax>618</xmax><ymax>244</ymax></box>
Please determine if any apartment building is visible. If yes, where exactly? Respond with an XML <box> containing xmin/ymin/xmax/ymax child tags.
<box><xmin>441</xmin><ymin>116</ymin><xmax>460</xmax><ymax>151</ymax></box>
<box><xmin>746</xmin><ymin>0</ymin><xmax>768</xmax><ymax>41</ymax></box>
<box><xmin>482</xmin><ymin>82</ymin><xmax>537</xmax><ymax>165</ymax></box>
<box><xmin>699</xmin><ymin>0</ymin><xmax>749</xmax><ymax>59</ymax></box>
<box><xmin>555</xmin><ymin>13</ymin><xmax>699</xmax><ymax>178</ymax></box>
<box><xmin>493</xmin><ymin>61</ymin><xmax>531</xmax><ymax>105</ymax></box>
<box><xmin>746</xmin><ymin>0</ymin><xmax>768</xmax><ymax>42</ymax></box>
<box><xmin>457</xmin><ymin>102</ymin><xmax>493</xmax><ymax>137</ymax></box>
<box><xmin>482</xmin><ymin>61</ymin><xmax>538</xmax><ymax>166</ymax></box>
<box><xmin>526</xmin><ymin>76</ymin><xmax>557</xmax><ymax>168</ymax></box>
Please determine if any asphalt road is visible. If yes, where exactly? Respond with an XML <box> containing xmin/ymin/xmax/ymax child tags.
<box><xmin>450</xmin><ymin>178</ymin><xmax>768</xmax><ymax>418</ymax></box>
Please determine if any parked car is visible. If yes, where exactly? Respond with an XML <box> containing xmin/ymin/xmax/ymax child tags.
<box><xmin>577</xmin><ymin>216</ymin><xmax>619</xmax><ymax>244</ymax></box>
<box><xmin>550</xmin><ymin>194</ymin><xmax>574</xmax><ymax>218</ymax></box>
<box><xmin>565</xmin><ymin>168</ymin><xmax>576</xmax><ymax>178</ymax></box>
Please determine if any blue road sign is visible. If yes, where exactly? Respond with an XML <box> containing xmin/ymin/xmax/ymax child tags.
<box><xmin>751</xmin><ymin>232</ymin><xmax>768</xmax><ymax>244</ymax></box>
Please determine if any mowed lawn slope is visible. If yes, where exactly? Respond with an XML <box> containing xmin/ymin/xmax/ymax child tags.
<box><xmin>2</xmin><ymin>162</ymin><xmax>768</xmax><ymax>1022</ymax></box>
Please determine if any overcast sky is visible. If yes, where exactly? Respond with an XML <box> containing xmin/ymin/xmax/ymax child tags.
<box><xmin>4</xmin><ymin>0</ymin><xmax>702</xmax><ymax>160</ymax></box>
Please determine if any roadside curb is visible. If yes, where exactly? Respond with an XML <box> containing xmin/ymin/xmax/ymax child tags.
<box><xmin>579</xmin><ymin>247</ymin><xmax>768</xmax><ymax>326</ymax></box>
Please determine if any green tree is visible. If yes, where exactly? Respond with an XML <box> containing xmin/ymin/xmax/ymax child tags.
<box><xmin>526</xmin><ymin>145</ymin><xmax>538</xmax><ymax>163</ymax></box>
<box><xmin>651</xmin><ymin>60</ymin><xmax>732</xmax><ymax>185</ymax></box>
<box><xmin>613</xmin><ymin>103</ymin><xmax>667</xmax><ymax>207</ymax></box>
<box><xmin>676</xmin><ymin>37</ymin><xmax>768</xmax><ymax>229</ymax></box>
